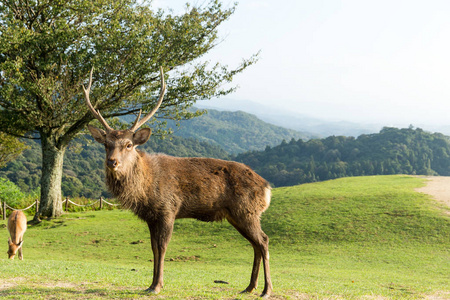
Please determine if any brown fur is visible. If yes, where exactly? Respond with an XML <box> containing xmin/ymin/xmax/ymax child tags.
<box><xmin>7</xmin><ymin>211</ymin><xmax>27</xmax><ymax>260</ymax></box>
<box><xmin>88</xmin><ymin>125</ymin><xmax>273</xmax><ymax>297</ymax></box>
<box><xmin>107</xmin><ymin>152</ymin><xmax>270</xmax><ymax>223</ymax></box>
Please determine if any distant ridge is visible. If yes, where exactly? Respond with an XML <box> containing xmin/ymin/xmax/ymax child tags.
<box><xmin>197</xmin><ymin>98</ymin><xmax>385</xmax><ymax>137</ymax></box>
<box><xmin>198</xmin><ymin>98</ymin><xmax>450</xmax><ymax>138</ymax></box>
<box><xmin>168</xmin><ymin>108</ymin><xmax>311</xmax><ymax>154</ymax></box>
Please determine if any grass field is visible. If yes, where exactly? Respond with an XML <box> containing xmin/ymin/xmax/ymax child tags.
<box><xmin>0</xmin><ymin>175</ymin><xmax>449</xmax><ymax>299</ymax></box>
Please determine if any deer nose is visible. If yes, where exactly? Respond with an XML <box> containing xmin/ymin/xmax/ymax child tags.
<box><xmin>107</xmin><ymin>159</ymin><xmax>118</xmax><ymax>169</ymax></box>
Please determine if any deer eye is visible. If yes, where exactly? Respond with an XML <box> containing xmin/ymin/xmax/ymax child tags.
<box><xmin>126</xmin><ymin>143</ymin><xmax>133</xmax><ymax>150</ymax></box>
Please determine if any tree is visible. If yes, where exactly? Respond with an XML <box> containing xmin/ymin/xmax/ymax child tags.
<box><xmin>0</xmin><ymin>132</ymin><xmax>28</xmax><ymax>168</ymax></box>
<box><xmin>0</xmin><ymin>0</ymin><xmax>257</xmax><ymax>218</ymax></box>
<box><xmin>0</xmin><ymin>177</ymin><xmax>25</xmax><ymax>208</ymax></box>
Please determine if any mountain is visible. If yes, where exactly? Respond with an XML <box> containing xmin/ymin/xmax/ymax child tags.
<box><xmin>1</xmin><ymin>108</ymin><xmax>309</xmax><ymax>197</ymax></box>
<box><xmin>169</xmin><ymin>108</ymin><xmax>311</xmax><ymax>154</ymax></box>
<box><xmin>196</xmin><ymin>98</ymin><xmax>384</xmax><ymax>137</ymax></box>
<box><xmin>236</xmin><ymin>126</ymin><xmax>450</xmax><ymax>187</ymax></box>
<box><xmin>5</xmin><ymin>107</ymin><xmax>448</xmax><ymax>198</ymax></box>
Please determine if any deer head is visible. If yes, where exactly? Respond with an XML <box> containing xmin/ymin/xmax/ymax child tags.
<box><xmin>7</xmin><ymin>237</ymin><xmax>23</xmax><ymax>260</ymax></box>
<box><xmin>84</xmin><ymin>67</ymin><xmax>166</xmax><ymax>177</ymax></box>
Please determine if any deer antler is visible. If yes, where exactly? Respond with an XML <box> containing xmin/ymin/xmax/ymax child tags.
<box><xmin>129</xmin><ymin>67</ymin><xmax>166</xmax><ymax>132</ymax></box>
<box><xmin>83</xmin><ymin>67</ymin><xmax>114</xmax><ymax>132</ymax></box>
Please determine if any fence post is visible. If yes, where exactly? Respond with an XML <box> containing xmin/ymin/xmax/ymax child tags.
<box><xmin>3</xmin><ymin>201</ymin><xmax>6</xmax><ymax>220</ymax></box>
<box><xmin>0</xmin><ymin>200</ymin><xmax>2</xmax><ymax>220</ymax></box>
<box><xmin>65</xmin><ymin>197</ymin><xmax>69</xmax><ymax>212</ymax></box>
<box><xmin>99</xmin><ymin>197</ymin><xmax>103</xmax><ymax>210</ymax></box>
<box><xmin>33</xmin><ymin>199</ymin><xmax>40</xmax><ymax>222</ymax></box>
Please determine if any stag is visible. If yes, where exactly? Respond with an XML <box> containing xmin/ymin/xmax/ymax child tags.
<box><xmin>83</xmin><ymin>67</ymin><xmax>273</xmax><ymax>298</ymax></box>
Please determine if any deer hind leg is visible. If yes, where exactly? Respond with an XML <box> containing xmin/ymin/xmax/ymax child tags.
<box><xmin>146</xmin><ymin>219</ymin><xmax>174</xmax><ymax>294</ymax></box>
<box><xmin>226</xmin><ymin>215</ymin><xmax>273</xmax><ymax>298</ymax></box>
<box><xmin>229</xmin><ymin>222</ymin><xmax>261</xmax><ymax>293</ymax></box>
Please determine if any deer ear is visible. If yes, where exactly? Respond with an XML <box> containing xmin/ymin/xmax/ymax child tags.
<box><xmin>133</xmin><ymin>128</ymin><xmax>151</xmax><ymax>145</ymax></box>
<box><xmin>8</xmin><ymin>237</ymin><xmax>12</xmax><ymax>245</ymax></box>
<box><xmin>17</xmin><ymin>241</ymin><xmax>23</xmax><ymax>248</ymax></box>
<box><xmin>88</xmin><ymin>125</ymin><xmax>106</xmax><ymax>144</ymax></box>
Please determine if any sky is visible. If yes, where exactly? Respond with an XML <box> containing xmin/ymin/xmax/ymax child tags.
<box><xmin>152</xmin><ymin>0</ymin><xmax>450</xmax><ymax>126</ymax></box>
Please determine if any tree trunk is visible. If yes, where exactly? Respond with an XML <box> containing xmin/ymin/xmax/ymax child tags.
<box><xmin>37</xmin><ymin>132</ymin><xmax>66</xmax><ymax>219</ymax></box>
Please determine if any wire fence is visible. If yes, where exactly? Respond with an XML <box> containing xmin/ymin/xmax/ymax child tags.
<box><xmin>1</xmin><ymin>197</ymin><xmax>119</xmax><ymax>220</ymax></box>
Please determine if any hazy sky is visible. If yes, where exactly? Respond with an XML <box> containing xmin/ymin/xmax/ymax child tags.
<box><xmin>153</xmin><ymin>0</ymin><xmax>450</xmax><ymax>126</ymax></box>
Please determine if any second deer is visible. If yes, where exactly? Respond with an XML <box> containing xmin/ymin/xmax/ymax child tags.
<box><xmin>7</xmin><ymin>210</ymin><xmax>27</xmax><ymax>260</ymax></box>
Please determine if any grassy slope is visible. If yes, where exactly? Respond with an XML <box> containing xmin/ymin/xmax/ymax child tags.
<box><xmin>0</xmin><ymin>175</ymin><xmax>448</xmax><ymax>299</ymax></box>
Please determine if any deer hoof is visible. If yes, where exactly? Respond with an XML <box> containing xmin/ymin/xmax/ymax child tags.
<box><xmin>240</xmin><ymin>287</ymin><xmax>255</xmax><ymax>294</ymax></box>
<box><xmin>144</xmin><ymin>287</ymin><xmax>159</xmax><ymax>294</ymax></box>
<box><xmin>260</xmin><ymin>291</ymin><xmax>271</xmax><ymax>298</ymax></box>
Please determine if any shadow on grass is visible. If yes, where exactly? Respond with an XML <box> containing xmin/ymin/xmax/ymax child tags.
<box><xmin>0</xmin><ymin>286</ymin><xmax>151</xmax><ymax>299</ymax></box>
<box><xmin>0</xmin><ymin>285</ymin><xmax>295</xmax><ymax>299</ymax></box>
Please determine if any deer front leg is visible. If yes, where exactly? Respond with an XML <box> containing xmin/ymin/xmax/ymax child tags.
<box><xmin>146</xmin><ymin>218</ymin><xmax>174</xmax><ymax>294</ymax></box>
<box><xmin>149</xmin><ymin>230</ymin><xmax>159</xmax><ymax>291</ymax></box>
<box><xmin>18</xmin><ymin>246</ymin><xmax>23</xmax><ymax>260</ymax></box>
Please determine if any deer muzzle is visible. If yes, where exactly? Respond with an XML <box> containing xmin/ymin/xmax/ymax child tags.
<box><xmin>107</xmin><ymin>158</ymin><xmax>119</xmax><ymax>170</ymax></box>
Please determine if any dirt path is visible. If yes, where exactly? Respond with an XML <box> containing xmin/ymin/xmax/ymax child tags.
<box><xmin>415</xmin><ymin>176</ymin><xmax>450</xmax><ymax>214</ymax></box>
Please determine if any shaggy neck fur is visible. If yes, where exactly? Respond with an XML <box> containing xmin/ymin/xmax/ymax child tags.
<box><xmin>105</xmin><ymin>152</ymin><xmax>151</xmax><ymax>213</ymax></box>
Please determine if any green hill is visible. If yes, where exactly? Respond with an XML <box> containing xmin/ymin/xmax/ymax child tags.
<box><xmin>236</xmin><ymin>126</ymin><xmax>450</xmax><ymax>187</ymax></box>
<box><xmin>0</xmin><ymin>175</ymin><xmax>448</xmax><ymax>299</ymax></box>
<box><xmin>267</xmin><ymin>175</ymin><xmax>449</xmax><ymax>245</ymax></box>
<box><xmin>0</xmin><ymin>108</ymin><xmax>309</xmax><ymax>197</ymax></box>
<box><xmin>169</xmin><ymin>109</ymin><xmax>310</xmax><ymax>154</ymax></box>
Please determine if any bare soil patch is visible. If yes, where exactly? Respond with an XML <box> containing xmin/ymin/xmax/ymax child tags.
<box><xmin>415</xmin><ymin>176</ymin><xmax>450</xmax><ymax>215</ymax></box>
<box><xmin>0</xmin><ymin>277</ymin><xmax>25</xmax><ymax>290</ymax></box>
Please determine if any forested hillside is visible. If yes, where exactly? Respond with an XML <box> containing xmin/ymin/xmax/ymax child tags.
<box><xmin>0</xmin><ymin>108</ymin><xmax>307</xmax><ymax>198</ymax></box>
<box><xmin>169</xmin><ymin>109</ymin><xmax>310</xmax><ymax>154</ymax></box>
<box><xmin>3</xmin><ymin>125</ymin><xmax>450</xmax><ymax>197</ymax></box>
<box><xmin>236</xmin><ymin>127</ymin><xmax>450</xmax><ymax>187</ymax></box>
<box><xmin>0</xmin><ymin>136</ymin><xmax>229</xmax><ymax>198</ymax></box>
